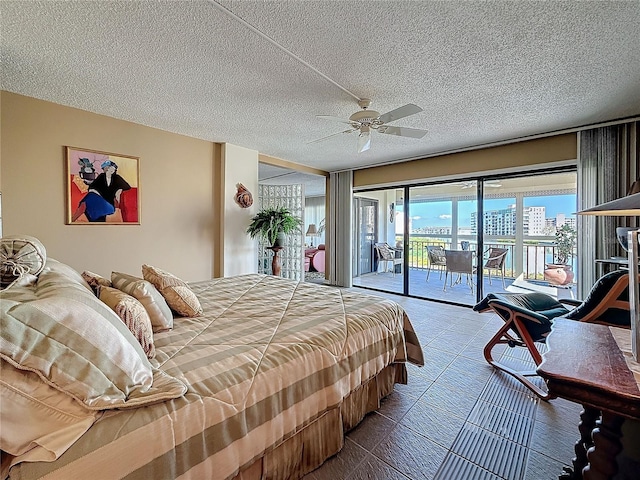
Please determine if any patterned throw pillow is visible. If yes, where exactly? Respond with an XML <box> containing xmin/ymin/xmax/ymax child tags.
<box><xmin>82</xmin><ymin>270</ymin><xmax>112</xmax><ymax>295</ymax></box>
<box><xmin>99</xmin><ymin>286</ymin><xmax>155</xmax><ymax>359</ymax></box>
<box><xmin>142</xmin><ymin>264</ymin><xmax>203</xmax><ymax>317</ymax></box>
<box><xmin>111</xmin><ymin>272</ymin><xmax>173</xmax><ymax>332</ymax></box>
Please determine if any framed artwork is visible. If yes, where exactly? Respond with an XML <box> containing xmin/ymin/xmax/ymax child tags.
<box><xmin>66</xmin><ymin>146</ymin><xmax>140</xmax><ymax>225</ymax></box>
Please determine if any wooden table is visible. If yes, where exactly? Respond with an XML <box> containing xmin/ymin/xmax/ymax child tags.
<box><xmin>537</xmin><ymin>319</ymin><xmax>640</xmax><ymax>480</ymax></box>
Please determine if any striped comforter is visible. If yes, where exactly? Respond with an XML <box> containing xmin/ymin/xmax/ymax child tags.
<box><xmin>7</xmin><ymin>274</ymin><xmax>424</xmax><ymax>480</ymax></box>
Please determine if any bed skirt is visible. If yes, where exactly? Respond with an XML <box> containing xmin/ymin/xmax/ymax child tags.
<box><xmin>235</xmin><ymin>362</ymin><xmax>407</xmax><ymax>480</ymax></box>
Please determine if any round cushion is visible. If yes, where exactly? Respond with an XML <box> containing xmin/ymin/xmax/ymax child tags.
<box><xmin>0</xmin><ymin>235</ymin><xmax>47</xmax><ymax>287</ymax></box>
<box><xmin>312</xmin><ymin>250</ymin><xmax>325</xmax><ymax>273</ymax></box>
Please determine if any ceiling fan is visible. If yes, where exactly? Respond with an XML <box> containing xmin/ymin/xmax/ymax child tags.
<box><xmin>309</xmin><ymin>99</ymin><xmax>427</xmax><ymax>153</ymax></box>
<box><xmin>461</xmin><ymin>181</ymin><xmax>502</xmax><ymax>189</ymax></box>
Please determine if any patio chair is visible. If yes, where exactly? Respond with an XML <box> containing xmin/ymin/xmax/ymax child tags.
<box><xmin>473</xmin><ymin>269</ymin><xmax>632</xmax><ymax>400</ymax></box>
<box><xmin>443</xmin><ymin>250</ymin><xmax>475</xmax><ymax>293</ymax></box>
<box><xmin>482</xmin><ymin>247</ymin><xmax>508</xmax><ymax>289</ymax></box>
<box><xmin>425</xmin><ymin>245</ymin><xmax>447</xmax><ymax>281</ymax></box>
<box><xmin>374</xmin><ymin>243</ymin><xmax>402</xmax><ymax>275</ymax></box>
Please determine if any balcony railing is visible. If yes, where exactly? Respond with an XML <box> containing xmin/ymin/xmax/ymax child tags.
<box><xmin>401</xmin><ymin>234</ymin><xmax>577</xmax><ymax>281</ymax></box>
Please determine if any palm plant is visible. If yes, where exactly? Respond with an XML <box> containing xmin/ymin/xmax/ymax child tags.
<box><xmin>246</xmin><ymin>207</ymin><xmax>302</xmax><ymax>246</ymax></box>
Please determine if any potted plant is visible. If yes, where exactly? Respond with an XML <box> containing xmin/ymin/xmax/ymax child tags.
<box><xmin>544</xmin><ymin>224</ymin><xmax>577</xmax><ymax>285</ymax></box>
<box><xmin>246</xmin><ymin>207</ymin><xmax>302</xmax><ymax>247</ymax></box>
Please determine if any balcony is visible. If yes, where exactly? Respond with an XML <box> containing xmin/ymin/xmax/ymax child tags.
<box><xmin>353</xmin><ymin>235</ymin><xmax>577</xmax><ymax>306</ymax></box>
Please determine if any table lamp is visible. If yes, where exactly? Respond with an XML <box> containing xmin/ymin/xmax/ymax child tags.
<box><xmin>306</xmin><ymin>224</ymin><xmax>319</xmax><ymax>247</ymax></box>
<box><xmin>578</xmin><ymin>180</ymin><xmax>640</xmax><ymax>361</ymax></box>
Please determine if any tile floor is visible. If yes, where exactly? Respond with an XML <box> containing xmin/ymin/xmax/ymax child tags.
<box><xmin>304</xmin><ymin>290</ymin><xmax>583</xmax><ymax>480</ymax></box>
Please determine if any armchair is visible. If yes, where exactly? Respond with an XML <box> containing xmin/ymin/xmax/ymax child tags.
<box><xmin>374</xmin><ymin>243</ymin><xmax>403</xmax><ymax>275</ymax></box>
<box><xmin>425</xmin><ymin>245</ymin><xmax>447</xmax><ymax>281</ymax></box>
<box><xmin>443</xmin><ymin>250</ymin><xmax>474</xmax><ymax>293</ymax></box>
<box><xmin>473</xmin><ymin>269</ymin><xmax>632</xmax><ymax>400</ymax></box>
<box><xmin>482</xmin><ymin>247</ymin><xmax>508</xmax><ymax>289</ymax></box>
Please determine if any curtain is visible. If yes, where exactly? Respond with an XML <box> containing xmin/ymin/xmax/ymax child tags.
<box><xmin>328</xmin><ymin>171</ymin><xmax>353</xmax><ymax>287</ymax></box>
<box><xmin>577</xmin><ymin>121</ymin><xmax>639</xmax><ymax>297</ymax></box>
<box><xmin>304</xmin><ymin>196</ymin><xmax>326</xmax><ymax>246</ymax></box>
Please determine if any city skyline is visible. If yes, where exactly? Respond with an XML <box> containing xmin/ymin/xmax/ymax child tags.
<box><xmin>401</xmin><ymin>194</ymin><xmax>576</xmax><ymax>230</ymax></box>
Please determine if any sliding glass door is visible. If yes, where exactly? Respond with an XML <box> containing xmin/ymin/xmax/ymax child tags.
<box><xmin>407</xmin><ymin>182</ymin><xmax>478</xmax><ymax>305</ymax></box>
<box><xmin>480</xmin><ymin>172</ymin><xmax>577</xmax><ymax>299</ymax></box>
<box><xmin>352</xmin><ymin>169</ymin><xmax>577</xmax><ymax>306</ymax></box>
<box><xmin>352</xmin><ymin>188</ymin><xmax>404</xmax><ymax>294</ymax></box>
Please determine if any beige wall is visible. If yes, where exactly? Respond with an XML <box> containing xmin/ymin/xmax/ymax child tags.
<box><xmin>1</xmin><ymin>91</ymin><xmax>219</xmax><ymax>281</ymax></box>
<box><xmin>354</xmin><ymin>133</ymin><xmax>577</xmax><ymax>188</ymax></box>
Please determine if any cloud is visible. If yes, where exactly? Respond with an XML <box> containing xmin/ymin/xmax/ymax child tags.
<box><xmin>411</xmin><ymin>216</ymin><xmax>421</xmax><ymax>220</ymax></box>
<box><xmin>439</xmin><ymin>214</ymin><xmax>452</xmax><ymax>220</ymax></box>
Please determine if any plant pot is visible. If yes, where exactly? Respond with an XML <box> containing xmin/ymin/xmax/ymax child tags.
<box><xmin>544</xmin><ymin>264</ymin><xmax>574</xmax><ymax>286</ymax></box>
<box><xmin>273</xmin><ymin>232</ymin><xmax>286</xmax><ymax>248</ymax></box>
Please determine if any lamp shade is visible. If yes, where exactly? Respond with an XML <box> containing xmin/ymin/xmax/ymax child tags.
<box><xmin>306</xmin><ymin>224</ymin><xmax>318</xmax><ymax>236</ymax></box>
<box><xmin>577</xmin><ymin>191</ymin><xmax>640</xmax><ymax>216</ymax></box>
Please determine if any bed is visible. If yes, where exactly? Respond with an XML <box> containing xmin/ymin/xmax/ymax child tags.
<box><xmin>1</xmin><ymin>240</ymin><xmax>424</xmax><ymax>480</ymax></box>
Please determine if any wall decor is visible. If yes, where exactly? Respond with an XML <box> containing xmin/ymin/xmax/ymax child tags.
<box><xmin>66</xmin><ymin>147</ymin><xmax>140</xmax><ymax>224</ymax></box>
<box><xmin>234</xmin><ymin>183</ymin><xmax>253</xmax><ymax>208</ymax></box>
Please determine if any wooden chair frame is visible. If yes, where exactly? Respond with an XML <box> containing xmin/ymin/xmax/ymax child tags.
<box><xmin>480</xmin><ymin>301</ymin><xmax>555</xmax><ymax>400</ymax></box>
<box><xmin>476</xmin><ymin>272</ymin><xmax>632</xmax><ymax>401</ymax></box>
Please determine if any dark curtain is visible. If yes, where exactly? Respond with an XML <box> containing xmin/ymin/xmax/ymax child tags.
<box><xmin>578</xmin><ymin>121</ymin><xmax>639</xmax><ymax>297</ymax></box>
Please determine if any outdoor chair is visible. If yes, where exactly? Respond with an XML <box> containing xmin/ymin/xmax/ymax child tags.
<box><xmin>374</xmin><ymin>243</ymin><xmax>403</xmax><ymax>275</ymax></box>
<box><xmin>473</xmin><ymin>269</ymin><xmax>632</xmax><ymax>400</ymax></box>
<box><xmin>443</xmin><ymin>250</ymin><xmax>475</xmax><ymax>293</ymax></box>
<box><xmin>425</xmin><ymin>245</ymin><xmax>447</xmax><ymax>281</ymax></box>
<box><xmin>482</xmin><ymin>247</ymin><xmax>508</xmax><ymax>289</ymax></box>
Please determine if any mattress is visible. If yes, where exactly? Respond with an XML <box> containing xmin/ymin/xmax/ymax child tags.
<box><xmin>6</xmin><ymin>274</ymin><xmax>424</xmax><ymax>480</ymax></box>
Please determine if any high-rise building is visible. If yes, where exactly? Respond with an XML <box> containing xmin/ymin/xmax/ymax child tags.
<box><xmin>472</xmin><ymin>205</ymin><xmax>548</xmax><ymax>236</ymax></box>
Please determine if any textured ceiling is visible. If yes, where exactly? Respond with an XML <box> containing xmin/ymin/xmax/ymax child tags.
<box><xmin>2</xmin><ymin>1</ymin><xmax>640</xmax><ymax>173</ymax></box>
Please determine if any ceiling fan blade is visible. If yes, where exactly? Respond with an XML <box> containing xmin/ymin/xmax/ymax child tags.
<box><xmin>316</xmin><ymin>115</ymin><xmax>355</xmax><ymax>125</ymax></box>
<box><xmin>378</xmin><ymin>125</ymin><xmax>428</xmax><ymax>139</ymax></box>
<box><xmin>357</xmin><ymin>130</ymin><xmax>371</xmax><ymax>153</ymax></box>
<box><xmin>378</xmin><ymin>104</ymin><xmax>423</xmax><ymax>124</ymax></box>
<box><xmin>307</xmin><ymin>129</ymin><xmax>354</xmax><ymax>145</ymax></box>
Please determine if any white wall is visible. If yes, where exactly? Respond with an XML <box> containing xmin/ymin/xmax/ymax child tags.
<box><xmin>221</xmin><ymin>143</ymin><xmax>259</xmax><ymax>276</ymax></box>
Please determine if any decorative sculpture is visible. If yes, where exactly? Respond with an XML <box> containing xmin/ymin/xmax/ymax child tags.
<box><xmin>234</xmin><ymin>183</ymin><xmax>253</xmax><ymax>208</ymax></box>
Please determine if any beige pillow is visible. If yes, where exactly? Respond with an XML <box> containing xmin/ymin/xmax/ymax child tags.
<box><xmin>0</xmin><ymin>274</ymin><xmax>186</xmax><ymax>410</ymax></box>
<box><xmin>0</xmin><ymin>360</ymin><xmax>96</xmax><ymax>461</ymax></box>
<box><xmin>82</xmin><ymin>270</ymin><xmax>112</xmax><ymax>295</ymax></box>
<box><xmin>142</xmin><ymin>264</ymin><xmax>203</xmax><ymax>317</ymax></box>
<box><xmin>111</xmin><ymin>272</ymin><xmax>173</xmax><ymax>331</ymax></box>
<box><xmin>0</xmin><ymin>235</ymin><xmax>47</xmax><ymax>287</ymax></box>
<box><xmin>99</xmin><ymin>286</ymin><xmax>155</xmax><ymax>359</ymax></box>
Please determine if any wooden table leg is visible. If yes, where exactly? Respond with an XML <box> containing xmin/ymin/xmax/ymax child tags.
<box><xmin>583</xmin><ymin>412</ymin><xmax>624</xmax><ymax>480</ymax></box>
<box><xmin>560</xmin><ymin>406</ymin><xmax>599</xmax><ymax>480</ymax></box>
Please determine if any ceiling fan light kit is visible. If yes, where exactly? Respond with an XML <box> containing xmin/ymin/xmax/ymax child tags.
<box><xmin>312</xmin><ymin>98</ymin><xmax>428</xmax><ymax>153</ymax></box>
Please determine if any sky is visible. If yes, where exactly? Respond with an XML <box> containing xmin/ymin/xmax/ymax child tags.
<box><xmin>401</xmin><ymin>194</ymin><xmax>577</xmax><ymax>229</ymax></box>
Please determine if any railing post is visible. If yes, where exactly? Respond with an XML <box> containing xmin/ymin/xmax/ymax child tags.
<box><xmin>515</xmin><ymin>194</ymin><xmax>524</xmax><ymax>278</ymax></box>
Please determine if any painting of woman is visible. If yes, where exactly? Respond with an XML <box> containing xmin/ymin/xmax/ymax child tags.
<box><xmin>67</xmin><ymin>148</ymin><xmax>139</xmax><ymax>224</ymax></box>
